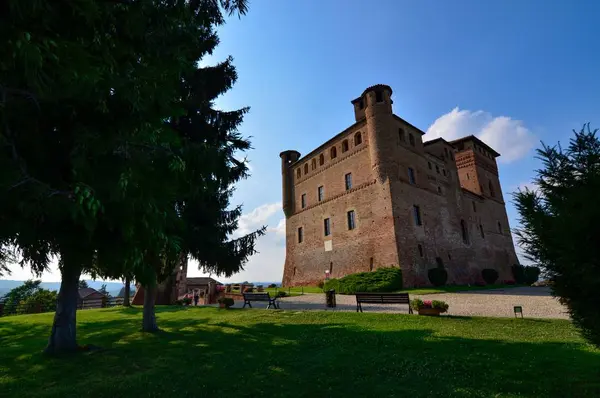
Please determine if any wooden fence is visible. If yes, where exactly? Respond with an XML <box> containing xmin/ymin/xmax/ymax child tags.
<box><xmin>0</xmin><ymin>297</ymin><xmax>125</xmax><ymax>317</ymax></box>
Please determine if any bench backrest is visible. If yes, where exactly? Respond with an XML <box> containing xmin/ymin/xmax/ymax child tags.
<box><xmin>243</xmin><ymin>293</ymin><xmax>271</xmax><ymax>301</ymax></box>
<box><xmin>355</xmin><ymin>292</ymin><xmax>410</xmax><ymax>304</ymax></box>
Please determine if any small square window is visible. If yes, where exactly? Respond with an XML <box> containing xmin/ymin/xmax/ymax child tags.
<box><xmin>413</xmin><ymin>205</ymin><xmax>422</xmax><ymax>226</ymax></box>
<box><xmin>347</xmin><ymin>210</ymin><xmax>356</xmax><ymax>230</ymax></box>
<box><xmin>324</xmin><ymin>218</ymin><xmax>331</xmax><ymax>237</ymax></box>
<box><xmin>345</xmin><ymin>173</ymin><xmax>352</xmax><ymax>190</ymax></box>
<box><xmin>375</xmin><ymin>91</ymin><xmax>383</xmax><ymax>103</ymax></box>
<box><xmin>298</xmin><ymin>227</ymin><xmax>303</xmax><ymax>243</ymax></box>
<box><xmin>301</xmin><ymin>194</ymin><xmax>306</xmax><ymax>209</ymax></box>
<box><xmin>318</xmin><ymin>186</ymin><xmax>324</xmax><ymax>202</ymax></box>
<box><xmin>408</xmin><ymin>167</ymin><xmax>416</xmax><ymax>185</ymax></box>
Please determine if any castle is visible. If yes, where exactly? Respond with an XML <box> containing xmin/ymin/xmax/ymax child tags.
<box><xmin>280</xmin><ymin>84</ymin><xmax>518</xmax><ymax>287</ymax></box>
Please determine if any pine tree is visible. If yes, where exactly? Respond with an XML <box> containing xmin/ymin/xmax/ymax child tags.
<box><xmin>514</xmin><ymin>124</ymin><xmax>600</xmax><ymax>347</ymax></box>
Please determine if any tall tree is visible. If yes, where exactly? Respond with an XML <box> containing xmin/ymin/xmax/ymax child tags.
<box><xmin>0</xmin><ymin>1</ymin><xmax>224</xmax><ymax>354</ymax></box>
<box><xmin>104</xmin><ymin>0</ymin><xmax>264</xmax><ymax>333</ymax></box>
<box><xmin>78</xmin><ymin>280</ymin><xmax>89</xmax><ymax>289</ymax></box>
<box><xmin>514</xmin><ymin>124</ymin><xmax>600</xmax><ymax>347</ymax></box>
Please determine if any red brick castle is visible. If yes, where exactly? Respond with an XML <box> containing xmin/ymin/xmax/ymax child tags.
<box><xmin>280</xmin><ymin>84</ymin><xmax>518</xmax><ymax>287</ymax></box>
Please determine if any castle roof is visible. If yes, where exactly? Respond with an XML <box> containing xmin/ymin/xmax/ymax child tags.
<box><xmin>449</xmin><ymin>135</ymin><xmax>500</xmax><ymax>157</ymax></box>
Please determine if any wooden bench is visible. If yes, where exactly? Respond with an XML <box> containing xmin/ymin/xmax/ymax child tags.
<box><xmin>355</xmin><ymin>293</ymin><xmax>413</xmax><ymax>314</ymax></box>
<box><xmin>242</xmin><ymin>293</ymin><xmax>280</xmax><ymax>309</ymax></box>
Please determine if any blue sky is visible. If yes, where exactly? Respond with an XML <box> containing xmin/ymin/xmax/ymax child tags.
<box><xmin>7</xmin><ymin>1</ymin><xmax>600</xmax><ymax>283</ymax></box>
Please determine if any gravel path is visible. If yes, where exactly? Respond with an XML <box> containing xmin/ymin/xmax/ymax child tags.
<box><xmin>239</xmin><ymin>287</ymin><xmax>569</xmax><ymax>319</ymax></box>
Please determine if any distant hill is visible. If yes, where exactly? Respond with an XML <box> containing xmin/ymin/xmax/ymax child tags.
<box><xmin>0</xmin><ymin>279</ymin><xmax>133</xmax><ymax>297</ymax></box>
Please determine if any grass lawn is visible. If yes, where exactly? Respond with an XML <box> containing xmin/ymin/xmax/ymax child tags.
<box><xmin>1</xmin><ymin>308</ymin><xmax>598</xmax><ymax>397</ymax></box>
<box><xmin>264</xmin><ymin>286</ymin><xmax>324</xmax><ymax>296</ymax></box>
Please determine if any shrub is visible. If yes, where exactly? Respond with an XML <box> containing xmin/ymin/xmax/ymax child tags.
<box><xmin>323</xmin><ymin>267</ymin><xmax>402</xmax><ymax>295</ymax></box>
<box><xmin>317</xmin><ymin>281</ymin><xmax>325</xmax><ymax>289</ymax></box>
<box><xmin>217</xmin><ymin>297</ymin><xmax>234</xmax><ymax>308</ymax></box>
<box><xmin>512</xmin><ymin>264</ymin><xmax>541</xmax><ymax>285</ymax></box>
<box><xmin>524</xmin><ymin>267</ymin><xmax>541</xmax><ymax>285</ymax></box>
<box><xmin>182</xmin><ymin>297</ymin><xmax>192</xmax><ymax>305</ymax></box>
<box><xmin>268</xmin><ymin>283</ymin><xmax>277</xmax><ymax>288</ymax></box>
<box><xmin>481</xmin><ymin>269</ymin><xmax>499</xmax><ymax>285</ymax></box>
<box><xmin>428</xmin><ymin>268</ymin><xmax>448</xmax><ymax>287</ymax></box>
<box><xmin>276</xmin><ymin>291</ymin><xmax>288</xmax><ymax>298</ymax></box>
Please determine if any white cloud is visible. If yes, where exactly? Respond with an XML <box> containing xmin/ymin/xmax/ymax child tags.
<box><xmin>236</xmin><ymin>201</ymin><xmax>281</xmax><ymax>236</ymax></box>
<box><xmin>191</xmin><ymin>202</ymin><xmax>286</xmax><ymax>283</ymax></box>
<box><xmin>425</xmin><ymin>107</ymin><xmax>535</xmax><ymax>163</ymax></box>
<box><xmin>269</xmin><ymin>218</ymin><xmax>286</xmax><ymax>236</ymax></box>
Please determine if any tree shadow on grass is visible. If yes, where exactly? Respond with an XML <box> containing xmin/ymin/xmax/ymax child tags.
<box><xmin>1</xmin><ymin>311</ymin><xmax>599</xmax><ymax>398</ymax></box>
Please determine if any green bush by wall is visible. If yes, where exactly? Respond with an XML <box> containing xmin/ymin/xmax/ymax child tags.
<box><xmin>323</xmin><ymin>267</ymin><xmax>402</xmax><ymax>294</ymax></box>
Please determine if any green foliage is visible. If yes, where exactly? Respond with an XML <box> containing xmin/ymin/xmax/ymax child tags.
<box><xmin>482</xmin><ymin>269</ymin><xmax>499</xmax><ymax>285</ymax></box>
<box><xmin>511</xmin><ymin>264</ymin><xmax>541</xmax><ymax>285</ymax></box>
<box><xmin>0</xmin><ymin>0</ymin><xmax>260</xmax><ymax>349</ymax></box>
<box><xmin>514</xmin><ymin>124</ymin><xmax>600</xmax><ymax>347</ymax></box>
<box><xmin>317</xmin><ymin>280</ymin><xmax>325</xmax><ymax>289</ymax></box>
<box><xmin>217</xmin><ymin>297</ymin><xmax>234</xmax><ymax>308</ymax></box>
<box><xmin>428</xmin><ymin>268</ymin><xmax>448</xmax><ymax>287</ymax></box>
<box><xmin>431</xmin><ymin>300</ymin><xmax>449</xmax><ymax>313</ymax></box>
<box><xmin>323</xmin><ymin>267</ymin><xmax>403</xmax><ymax>294</ymax></box>
<box><xmin>267</xmin><ymin>283</ymin><xmax>277</xmax><ymax>288</ymax></box>
<box><xmin>20</xmin><ymin>289</ymin><xmax>57</xmax><ymax>314</ymax></box>
<box><xmin>276</xmin><ymin>291</ymin><xmax>288</xmax><ymax>298</ymax></box>
<box><xmin>1</xmin><ymin>280</ymin><xmax>42</xmax><ymax>312</ymax></box>
<box><xmin>78</xmin><ymin>280</ymin><xmax>89</xmax><ymax>289</ymax></box>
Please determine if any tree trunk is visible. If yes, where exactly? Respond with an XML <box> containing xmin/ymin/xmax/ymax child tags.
<box><xmin>123</xmin><ymin>277</ymin><xmax>131</xmax><ymax>307</ymax></box>
<box><xmin>142</xmin><ymin>272</ymin><xmax>158</xmax><ymax>333</ymax></box>
<box><xmin>44</xmin><ymin>265</ymin><xmax>81</xmax><ymax>355</ymax></box>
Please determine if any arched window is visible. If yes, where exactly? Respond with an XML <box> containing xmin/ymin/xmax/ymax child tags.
<box><xmin>330</xmin><ymin>146</ymin><xmax>337</xmax><ymax>159</ymax></box>
<box><xmin>354</xmin><ymin>132</ymin><xmax>362</xmax><ymax>146</ymax></box>
<box><xmin>319</xmin><ymin>153</ymin><xmax>324</xmax><ymax>166</ymax></box>
<box><xmin>472</xmin><ymin>201</ymin><xmax>476</xmax><ymax>212</ymax></box>
<box><xmin>296</xmin><ymin>169</ymin><xmax>301</xmax><ymax>179</ymax></box>
<box><xmin>304</xmin><ymin>163</ymin><xmax>308</xmax><ymax>174</ymax></box>
<box><xmin>461</xmin><ymin>219</ymin><xmax>469</xmax><ymax>244</ymax></box>
<box><xmin>497</xmin><ymin>221</ymin><xmax>502</xmax><ymax>234</ymax></box>
<box><xmin>399</xmin><ymin>128</ymin><xmax>406</xmax><ymax>143</ymax></box>
<box><xmin>489</xmin><ymin>180</ymin><xmax>495</xmax><ymax>197</ymax></box>
<box><xmin>311</xmin><ymin>158</ymin><xmax>316</xmax><ymax>170</ymax></box>
<box><xmin>480</xmin><ymin>224</ymin><xmax>485</xmax><ymax>238</ymax></box>
<box><xmin>342</xmin><ymin>139</ymin><xmax>349</xmax><ymax>153</ymax></box>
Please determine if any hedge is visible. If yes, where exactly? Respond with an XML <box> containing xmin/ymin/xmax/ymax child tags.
<box><xmin>323</xmin><ymin>267</ymin><xmax>402</xmax><ymax>294</ymax></box>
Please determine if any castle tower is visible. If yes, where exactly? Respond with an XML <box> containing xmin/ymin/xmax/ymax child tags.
<box><xmin>280</xmin><ymin>150</ymin><xmax>301</xmax><ymax>218</ymax></box>
<box><xmin>351</xmin><ymin>84</ymin><xmax>395</xmax><ymax>182</ymax></box>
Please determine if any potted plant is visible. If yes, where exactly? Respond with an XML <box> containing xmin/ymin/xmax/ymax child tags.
<box><xmin>218</xmin><ymin>297</ymin><xmax>234</xmax><ymax>309</ymax></box>
<box><xmin>411</xmin><ymin>299</ymin><xmax>449</xmax><ymax>316</ymax></box>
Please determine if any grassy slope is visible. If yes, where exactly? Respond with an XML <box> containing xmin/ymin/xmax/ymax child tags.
<box><xmin>1</xmin><ymin>307</ymin><xmax>598</xmax><ymax>398</ymax></box>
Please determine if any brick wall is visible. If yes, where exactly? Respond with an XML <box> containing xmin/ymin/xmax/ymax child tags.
<box><xmin>281</xmin><ymin>85</ymin><xmax>518</xmax><ymax>287</ymax></box>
